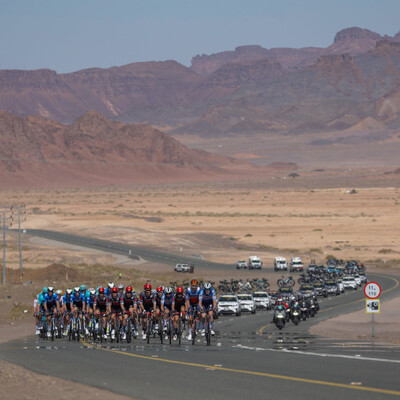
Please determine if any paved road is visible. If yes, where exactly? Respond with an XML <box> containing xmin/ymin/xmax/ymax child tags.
<box><xmin>24</xmin><ymin>229</ymin><xmax>233</xmax><ymax>270</ymax></box>
<box><xmin>1</xmin><ymin>272</ymin><xmax>399</xmax><ymax>399</ymax></box>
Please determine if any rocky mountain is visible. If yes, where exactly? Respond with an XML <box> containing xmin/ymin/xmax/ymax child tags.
<box><xmin>0</xmin><ymin>111</ymin><xmax>260</xmax><ymax>189</ymax></box>
<box><xmin>190</xmin><ymin>27</ymin><xmax>389</xmax><ymax>75</ymax></box>
<box><xmin>0</xmin><ymin>26</ymin><xmax>400</xmax><ymax>138</ymax></box>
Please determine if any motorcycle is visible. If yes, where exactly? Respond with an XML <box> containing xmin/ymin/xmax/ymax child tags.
<box><xmin>299</xmin><ymin>301</ymin><xmax>309</xmax><ymax>320</ymax></box>
<box><xmin>274</xmin><ymin>309</ymin><xmax>286</xmax><ymax>330</ymax></box>
<box><xmin>291</xmin><ymin>305</ymin><xmax>301</xmax><ymax>325</ymax></box>
<box><xmin>309</xmin><ymin>299</ymin><xmax>316</xmax><ymax>317</ymax></box>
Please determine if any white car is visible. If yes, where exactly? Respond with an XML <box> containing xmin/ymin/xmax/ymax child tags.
<box><xmin>218</xmin><ymin>295</ymin><xmax>241</xmax><ymax>316</ymax></box>
<box><xmin>290</xmin><ymin>257</ymin><xmax>304</xmax><ymax>272</ymax></box>
<box><xmin>248</xmin><ymin>256</ymin><xmax>262</xmax><ymax>270</ymax></box>
<box><xmin>237</xmin><ymin>293</ymin><xmax>256</xmax><ymax>314</ymax></box>
<box><xmin>336</xmin><ymin>279</ymin><xmax>345</xmax><ymax>293</ymax></box>
<box><xmin>174</xmin><ymin>263</ymin><xmax>193</xmax><ymax>273</ymax></box>
<box><xmin>274</xmin><ymin>257</ymin><xmax>287</xmax><ymax>271</ymax></box>
<box><xmin>354</xmin><ymin>274</ymin><xmax>362</xmax><ymax>286</ymax></box>
<box><xmin>236</xmin><ymin>260</ymin><xmax>247</xmax><ymax>269</ymax></box>
<box><xmin>343</xmin><ymin>276</ymin><xmax>357</xmax><ymax>290</ymax></box>
<box><xmin>253</xmin><ymin>291</ymin><xmax>271</xmax><ymax>310</ymax></box>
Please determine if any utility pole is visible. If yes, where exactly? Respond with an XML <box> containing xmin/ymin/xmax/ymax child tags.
<box><xmin>17</xmin><ymin>206</ymin><xmax>25</xmax><ymax>271</ymax></box>
<box><xmin>2</xmin><ymin>210</ymin><xmax>6</xmax><ymax>285</ymax></box>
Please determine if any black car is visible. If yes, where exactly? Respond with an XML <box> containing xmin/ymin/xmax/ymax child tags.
<box><xmin>313</xmin><ymin>282</ymin><xmax>328</xmax><ymax>297</ymax></box>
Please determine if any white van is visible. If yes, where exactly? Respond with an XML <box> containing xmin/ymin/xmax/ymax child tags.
<box><xmin>274</xmin><ymin>257</ymin><xmax>287</xmax><ymax>271</ymax></box>
<box><xmin>248</xmin><ymin>256</ymin><xmax>262</xmax><ymax>270</ymax></box>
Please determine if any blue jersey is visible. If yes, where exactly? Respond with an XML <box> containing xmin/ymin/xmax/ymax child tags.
<box><xmin>186</xmin><ymin>287</ymin><xmax>201</xmax><ymax>306</ymax></box>
<box><xmin>161</xmin><ymin>293</ymin><xmax>174</xmax><ymax>309</ymax></box>
<box><xmin>43</xmin><ymin>293</ymin><xmax>58</xmax><ymax>310</ymax></box>
<box><xmin>199</xmin><ymin>288</ymin><xmax>216</xmax><ymax>305</ymax></box>
<box><xmin>63</xmin><ymin>294</ymin><xmax>74</xmax><ymax>311</ymax></box>
<box><xmin>72</xmin><ymin>293</ymin><xmax>86</xmax><ymax>310</ymax></box>
<box><xmin>86</xmin><ymin>295</ymin><xmax>95</xmax><ymax>308</ymax></box>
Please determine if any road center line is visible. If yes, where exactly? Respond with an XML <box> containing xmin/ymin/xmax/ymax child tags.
<box><xmin>82</xmin><ymin>340</ymin><xmax>400</xmax><ymax>396</ymax></box>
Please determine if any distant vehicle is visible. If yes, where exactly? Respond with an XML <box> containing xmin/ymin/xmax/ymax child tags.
<box><xmin>274</xmin><ymin>257</ymin><xmax>287</xmax><ymax>271</ymax></box>
<box><xmin>268</xmin><ymin>290</ymin><xmax>279</xmax><ymax>306</ymax></box>
<box><xmin>336</xmin><ymin>279</ymin><xmax>345</xmax><ymax>293</ymax></box>
<box><xmin>174</xmin><ymin>263</ymin><xmax>194</xmax><ymax>273</ymax></box>
<box><xmin>290</xmin><ymin>257</ymin><xmax>304</xmax><ymax>272</ymax></box>
<box><xmin>248</xmin><ymin>256</ymin><xmax>262</xmax><ymax>270</ymax></box>
<box><xmin>343</xmin><ymin>276</ymin><xmax>357</xmax><ymax>290</ymax></box>
<box><xmin>325</xmin><ymin>280</ymin><xmax>340</xmax><ymax>295</ymax></box>
<box><xmin>358</xmin><ymin>271</ymin><xmax>367</xmax><ymax>283</ymax></box>
<box><xmin>236</xmin><ymin>260</ymin><xmax>247</xmax><ymax>269</ymax></box>
<box><xmin>298</xmin><ymin>284</ymin><xmax>315</xmax><ymax>299</ymax></box>
<box><xmin>307</xmin><ymin>264</ymin><xmax>318</xmax><ymax>273</ymax></box>
<box><xmin>354</xmin><ymin>274</ymin><xmax>362</xmax><ymax>286</ymax></box>
<box><xmin>313</xmin><ymin>282</ymin><xmax>328</xmax><ymax>297</ymax></box>
<box><xmin>218</xmin><ymin>295</ymin><xmax>241</xmax><ymax>316</ymax></box>
<box><xmin>253</xmin><ymin>291</ymin><xmax>271</xmax><ymax>310</ymax></box>
<box><xmin>237</xmin><ymin>293</ymin><xmax>256</xmax><ymax>314</ymax></box>
<box><xmin>277</xmin><ymin>287</ymin><xmax>296</xmax><ymax>302</ymax></box>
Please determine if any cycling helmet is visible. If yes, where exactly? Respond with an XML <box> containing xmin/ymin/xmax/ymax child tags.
<box><xmin>191</xmin><ymin>279</ymin><xmax>198</xmax><ymax>286</ymax></box>
<box><xmin>42</xmin><ymin>287</ymin><xmax>48</xmax><ymax>293</ymax></box>
<box><xmin>112</xmin><ymin>287</ymin><xmax>118</xmax><ymax>293</ymax></box>
<box><xmin>80</xmin><ymin>285</ymin><xmax>86</xmax><ymax>291</ymax></box>
<box><xmin>126</xmin><ymin>286</ymin><xmax>132</xmax><ymax>293</ymax></box>
<box><xmin>98</xmin><ymin>287</ymin><xmax>105</xmax><ymax>294</ymax></box>
<box><xmin>156</xmin><ymin>286</ymin><xmax>163</xmax><ymax>293</ymax></box>
<box><xmin>89</xmin><ymin>288</ymin><xmax>95</xmax><ymax>295</ymax></box>
<box><xmin>204</xmin><ymin>282</ymin><xmax>212</xmax><ymax>290</ymax></box>
<box><xmin>108</xmin><ymin>282</ymin><xmax>114</xmax><ymax>289</ymax></box>
<box><xmin>144</xmin><ymin>283</ymin><xmax>152</xmax><ymax>290</ymax></box>
<box><xmin>117</xmin><ymin>283</ymin><xmax>124</xmax><ymax>290</ymax></box>
<box><xmin>276</xmin><ymin>297</ymin><xmax>283</xmax><ymax>303</ymax></box>
<box><xmin>66</xmin><ymin>289</ymin><xmax>73</xmax><ymax>295</ymax></box>
<box><xmin>176</xmin><ymin>287</ymin><xmax>184</xmax><ymax>294</ymax></box>
<box><xmin>74</xmin><ymin>287</ymin><xmax>80</xmax><ymax>293</ymax></box>
<box><xmin>165</xmin><ymin>287</ymin><xmax>173</xmax><ymax>294</ymax></box>
<box><xmin>56</xmin><ymin>289</ymin><xmax>62</xmax><ymax>295</ymax></box>
<box><xmin>48</xmin><ymin>286</ymin><xmax>54</xmax><ymax>292</ymax></box>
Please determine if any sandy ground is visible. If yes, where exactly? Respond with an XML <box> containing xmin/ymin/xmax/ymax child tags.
<box><xmin>0</xmin><ymin>357</ymin><xmax>133</xmax><ymax>400</ymax></box>
<box><xmin>311</xmin><ymin>295</ymin><xmax>400</xmax><ymax>344</ymax></box>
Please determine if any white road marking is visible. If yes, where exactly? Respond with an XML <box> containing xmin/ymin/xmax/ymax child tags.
<box><xmin>232</xmin><ymin>345</ymin><xmax>400</xmax><ymax>364</ymax></box>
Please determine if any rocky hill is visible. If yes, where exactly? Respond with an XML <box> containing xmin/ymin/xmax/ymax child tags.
<box><xmin>0</xmin><ymin>26</ymin><xmax>400</xmax><ymax>137</ymax></box>
<box><xmin>0</xmin><ymin>111</ymin><xmax>261</xmax><ymax>189</ymax></box>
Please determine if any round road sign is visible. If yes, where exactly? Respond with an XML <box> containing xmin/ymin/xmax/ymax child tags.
<box><xmin>364</xmin><ymin>282</ymin><xmax>381</xmax><ymax>299</ymax></box>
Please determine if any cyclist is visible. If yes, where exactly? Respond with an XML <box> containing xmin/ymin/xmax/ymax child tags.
<box><xmin>186</xmin><ymin>279</ymin><xmax>201</xmax><ymax>339</ymax></box>
<box><xmin>85</xmin><ymin>288</ymin><xmax>96</xmax><ymax>335</ymax></box>
<box><xmin>120</xmin><ymin>286</ymin><xmax>138</xmax><ymax>339</ymax></box>
<box><xmin>72</xmin><ymin>286</ymin><xmax>86</xmax><ymax>334</ymax></box>
<box><xmin>62</xmin><ymin>289</ymin><xmax>74</xmax><ymax>336</ymax></box>
<box><xmin>42</xmin><ymin>286</ymin><xmax>60</xmax><ymax>337</ymax></box>
<box><xmin>55</xmin><ymin>289</ymin><xmax>64</xmax><ymax>333</ymax></box>
<box><xmin>93</xmin><ymin>287</ymin><xmax>109</xmax><ymax>339</ymax></box>
<box><xmin>105</xmin><ymin>282</ymin><xmax>114</xmax><ymax>296</ymax></box>
<box><xmin>171</xmin><ymin>286</ymin><xmax>186</xmax><ymax>341</ymax></box>
<box><xmin>139</xmin><ymin>284</ymin><xmax>155</xmax><ymax>340</ymax></box>
<box><xmin>161</xmin><ymin>287</ymin><xmax>174</xmax><ymax>337</ymax></box>
<box><xmin>153</xmin><ymin>286</ymin><xmax>164</xmax><ymax>331</ymax></box>
<box><xmin>198</xmin><ymin>282</ymin><xmax>217</xmax><ymax>336</ymax></box>
<box><xmin>117</xmin><ymin>283</ymin><xmax>125</xmax><ymax>296</ymax></box>
<box><xmin>34</xmin><ymin>287</ymin><xmax>47</xmax><ymax>335</ymax></box>
<box><xmin>108</xmin><ymin>287</ymin><xmax>123</xmax><ymax>340</ymax></box>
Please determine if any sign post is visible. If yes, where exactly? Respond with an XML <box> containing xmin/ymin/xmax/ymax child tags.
<box><xmin>364</xmin><ymin>282</ymin><xmax>382</xmax><ymax>338</ymax></box>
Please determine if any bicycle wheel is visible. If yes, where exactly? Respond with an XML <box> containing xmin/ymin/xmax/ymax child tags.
<box><xmin>126</xmin><ymin>318</ymin><xmax>132</xmax><ymax>343</ymax></box>
<box><xmin>92</xmin><ymin>319</ymin><xmax>97</xmax><ymax>342</ymax></box>
<box><xmin>178</xmin><ymin>317</ymin><xmax>182</xmax><ymax>346</ymax></box>
<box><xmin>68</xmin><ymin>319</ymin><xmax>73</xmax><ymax>341</ymax></box>
<box><xmin>205</xmin><ymin>317</ymin><xmax>211</xmax><ymax>346</ymax></box>
<box><xmin>51</xmin><ymin>319</ymin><xmax>55</xmax><ymax>341</ymax></box>
<box><xmin>168</xmin><ymin>318</ymin><xmax>172</xmax><ymax>345</ymax></box>
<box><xmin>191</xmin><ymin>318</ymin><xmax>197</xmax><ymax>345</ymax></box>
<box><xmin>146</xmin><ymin>315</ymin><xmax>151</xmax><ymax>344</ymax></box>
<box><xmin>76</xmin><ymin>318</ymin><xmax>80</xmax><ymax>342</ymax></box>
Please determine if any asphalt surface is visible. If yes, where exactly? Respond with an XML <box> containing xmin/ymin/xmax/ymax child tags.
<box><xmin>1</xmin><ymin>272</ymin><xmax>400</xmax><ymax>399</ymax></box>
<box><xmin>24</xmin><ymin>228</ymin><xmax>233</xmax><ymax>270</ymax></box>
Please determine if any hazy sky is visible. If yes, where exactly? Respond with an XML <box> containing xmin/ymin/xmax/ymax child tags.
<box><xmin>1</xmin><ymin>0</ymin><xmax>399</xmax><ymax>73</ymax></box>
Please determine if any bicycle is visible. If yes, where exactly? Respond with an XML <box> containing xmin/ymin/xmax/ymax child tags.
<box><xmin>204</xmin><ymin>313</ymin><xmax>211</xmax><ymax>346</ymax></box>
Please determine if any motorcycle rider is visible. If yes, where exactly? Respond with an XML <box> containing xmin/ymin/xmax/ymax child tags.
<box><xmin>273</xmin><ymin>297</ymin><xmax>287</xmax><ymax>323</ymax></box>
